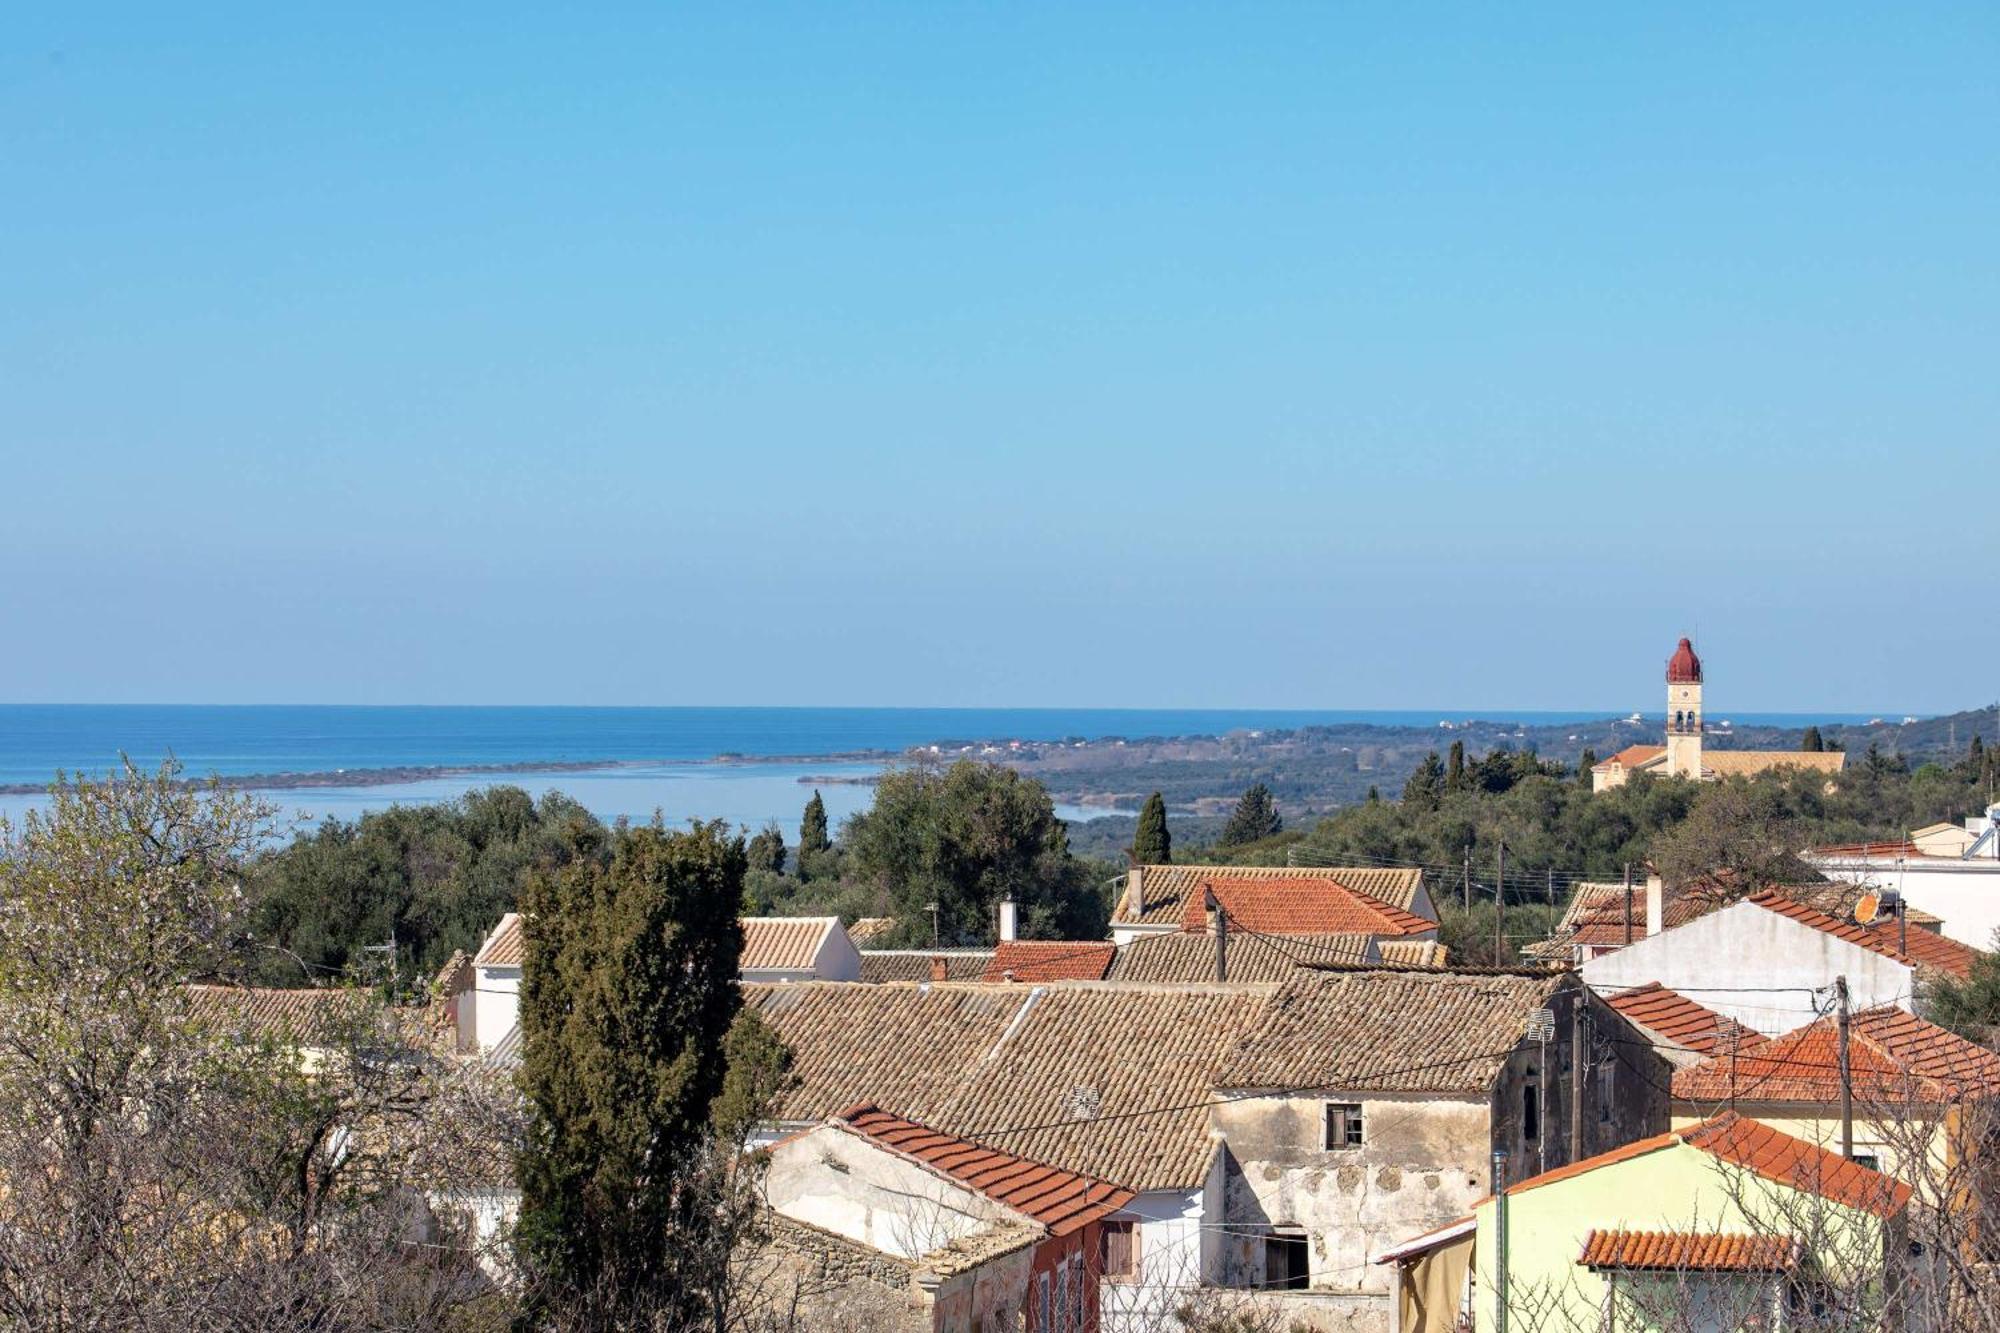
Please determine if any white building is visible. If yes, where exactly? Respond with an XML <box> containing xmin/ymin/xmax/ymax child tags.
<box><xmin>1580</xmin><ymin>890</ymin><xmax>1982</xmax><ymax>1036</ymax></box>
<box><xmin>1804</xmin><ymin>806</ymin><xmax>2000</xmax><ymax>949</ymax></box>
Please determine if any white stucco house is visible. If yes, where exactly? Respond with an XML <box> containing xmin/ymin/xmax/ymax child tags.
<box><xmin>1804</xmin><ymin>805</ymin><xmax>2000</xmax><ymax>949</ymax></box>
<box><xmin>1581</xmin><ymin>890</ymin><xmax>1983</xmax><ymax>1037</ymax></box>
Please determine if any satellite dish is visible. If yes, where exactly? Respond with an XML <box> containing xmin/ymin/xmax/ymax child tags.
<box><xmin>1854</xmin><ymin>891</ymin><xmax>1881</xmax><ymax>925</ymax></box>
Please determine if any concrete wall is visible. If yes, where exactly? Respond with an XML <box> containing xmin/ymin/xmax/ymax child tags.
<box><xmin>932</xmin><ymin>1247</ymin><xmax>1033</xmax><ymax>1333</ymax></box>
<box><xmin>1100</xmin><ymin>1186</ymin><xmax>1210</xmax><ymax>1333</ymax></box>
<box><xmin>1212</xmin><ymin>1090</ymin><xmax>1491</xmax><ymax>1319</ymax></box>
<box><xmin>815</xmin><ymin>924</ymin><xmax>863</xmax><ymax>981</ymax></box>
<box><xmin>473</xmin><ymin>964</ymin><xmax>519</xmax><ymax>1051</ymax></box>
<box><xmin>1581</xmin><ymin>900</ymin><xmax>1914</xmax><ymax>1035</ymax></box>
<box><xmin>1811</xmin><ymin>858</ymin><xmax>2000</xmax><ymax>951</ymax></box>
<box><xmin>765</xmin><ymin>1124</ymin><xmax>1017</xmax><ymax>1260</ymax></box>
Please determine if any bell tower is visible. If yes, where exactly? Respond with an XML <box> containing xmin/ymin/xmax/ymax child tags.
<box><xmin>1664</xmin><ymin>637</ymin><xmax>1704</xmax><ymax>778</ymax></box>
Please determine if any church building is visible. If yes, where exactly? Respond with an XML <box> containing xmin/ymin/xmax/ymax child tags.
<box><xmin>1590</xmin><ymin>638</ymin><xmax>1847</xmax><ymax>792</ymax></box>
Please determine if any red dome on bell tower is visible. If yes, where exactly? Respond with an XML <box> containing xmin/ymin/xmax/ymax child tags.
<box><xmin>1666</xmin><ymin>637</ymin><xmax>1703</xmax><ymax>684</ymax></box>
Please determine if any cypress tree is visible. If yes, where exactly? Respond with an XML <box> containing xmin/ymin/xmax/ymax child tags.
<box><xmin>1132</xmin><ymin>791</ymin><xmax>1171</xmax><ymax>864</ymax></box>
<box><xmin>1801</xmin><ymin>725</ymin><xmax>1824</xmax><ymax>753</ymax></box>
<box><xmin>1219</xmin><ymin>783</ymin><xmax>1282</xmax><ymax>846</ymax></box>
<box><xmin>746</xmin><ymin>820</ymin><xmax>787</xmax><ymax>874</ymax></box>
<box><xmin>514</xmin><ymin>820</ymin><xmax>748</xmax><ymax>1328</ymax></box>
<box><xmin>1401</xmin><ymin>751</ymin><xmax>1446</xmax><ymax>809</ymax></box>
<box><xmin>799</xmin><ymin>790</ymin><xmax>831</xmax><ymax>856</ymax></box>
<box><xmin>1576</xmin><ymin>747</ymin><xmax>1598</xmax><ymax>785</ymax></box>
<box><xmin>1446</xmin><ymin>740</ymin><xmax>1467</xmax><ymax>792</ymax></box>
<box><xmin>1366</xmin><ymin>785</ymin><xmax>1381</xmax><ymax>804</ymax></box>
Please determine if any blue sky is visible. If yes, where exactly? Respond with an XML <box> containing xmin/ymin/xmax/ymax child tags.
<box><xmin>3</xmin><ymin>4</ymin><xmax>1996</xmax><ymax>712</ymax></box>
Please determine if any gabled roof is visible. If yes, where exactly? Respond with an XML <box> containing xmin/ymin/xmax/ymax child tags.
<box><xmin>1214</xmin><ymin>969</ymin><xmax>1564</xmax><ymax>1092</ymax></box>
<box><xmin>1700</xmin><ymin>750</ymin><xmax>1846</xmax><ymax>778</ymax></box>
<box><xmin>836</xmin><ymin>1104</ymin><xmax>1134</xmax><ymax>1236</ymax></box>
<box><xmin>1180</xmin><ymin>876</ymin><xmax>1435</xmax><ymax>937</ymax></box>
<box><xmin>1602</xmin><ymin>983</ymin><xmax>1766</xmax><ymax>1060</ymax></box>
<box><xmin>1377</xmin><ymin>939</ymin><xmax>1451</xmax><ymax>968</ymax></box>
<box><xmin>747</xmin><ymin>981</ymin><xmax>1274</xmax><ymax>1190</ymax></box>
<box><xmin>1107</xmin><ymin>932</ymin><xmax>1373</xmax><ymax>983</ymax></box>
<box><xmin>1806</xmin><ymin>839</ymin><xmax>1932</xmax><ymax>861</ymax></box>
<box><xmin>742</xmin><ymin>916</ymin><xmax>843</xmax><ymax>972</ymax></box>
<box><xmin>1578</xmin><ymin>1229</ymin><xmax>1798</xmax><ymax>1273</ymax></box>
<box><xmin>473</xmin><ymin>913</ymin><xmax>525</xmax><ymax>968</ymax></box>
<box><xmin>857</xmin><ymin>950</ymin><xmax>994</xmax><ymax>983</ymax></box>
<box><xmin>185</xmin><ymin>984</ymin><xmax>370</xmax><ymax>1043</ymax></box>
<box><xmin>1114</xmin><ymin>864</ymin><xmax>1426</xmax><ymax>928</ymax></box>
<box><xmin>1746</xmin><ymin>890</ymin><xmax>1981</xmax><ymax>979</ymax></box>
<box><xmin>1497</xmin><ymin>1112</ymin><xmax>1909</xmax><ymax>1219</ymax></box>
<box><xmin>1594</xmin><ymin>745</ymin><xmax>1666</xmax><ymax>772</ymax></box>
<box><xmin>981</xmin><ymin>941</ymin><xmax>1116</xmax><ymax>983</ymax></box>
<box><xmin>1672</xmin><ymin>1006</ymin><xmax>2000</xmax><ymax>1105</ymax></box>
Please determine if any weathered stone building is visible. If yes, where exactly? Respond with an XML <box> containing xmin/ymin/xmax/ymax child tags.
<box><xmin>1204</xmin><ymin>968</ymin><xmax>1669</xmax><ymax>1332</ymax></box>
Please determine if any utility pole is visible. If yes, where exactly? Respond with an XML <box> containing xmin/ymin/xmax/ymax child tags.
<box><xmin>1569</xmin><ymin>998</ymin><xmax>1588</xmax><ymax>1164</ymax></box>
<box><xmin>1463</xmin><ymin>846</ymin><xmax>1472</xmax><ymax>913</ymax></box>
<box><xmin>926</xmin><ymin>901</ymin><xmax>940</xmax><ymax>949</ymax></box>
<box><xmin>1494</xmin><ymin>842</ymin><xmax>1506</xmax><ymax>965</ymax></box>
<box><xmin>1834</xmin><ymin>975</ymin><xmax>1853</xmax><ymax>1159</ymax></box>
<box><xmin>1207</xmin><ymin>889</ymin><xmax>1228</xmax><ymax>983</ymax></box>
<box><xmin>1547</xmin><ymin>866</ymin><xmax>1555</xmax><ymax>906</ymax></box>
<box><xmin>1621</xmin><ymin>863</ymin><xmax>1634</xmax><ymax>947</ymax></box>
<box><xmin>1492</xmin><ymin>1148</ymin><xmax>1511</xmax><ymax>1333</ymax></box>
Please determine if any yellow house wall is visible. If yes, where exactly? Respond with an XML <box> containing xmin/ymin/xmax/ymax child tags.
<box><xmin>1670</xmin><ymin>1104</ymin><xmax>1951</xmax><ymax>1190</ymax></box>
<box><xmin>1469</xmin><ymin>1141</ymin><xmax>1885</xmax><ymax>1333</ymax></box>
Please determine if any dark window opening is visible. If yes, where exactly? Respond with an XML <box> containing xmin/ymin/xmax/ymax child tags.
<box><xmin>1854</xmin><ymin>1153</ymin><xmax>1881</xmax><ymax>1172</ymax></box>
<box><xmin>1597</xmin><ymin>1060</ymin><xmax>1615</xmax><ymax>1124</ymax></box>
<box><xmin>1324</xmin><ymin>1102</ymin><xmax>1363</xmax><ymax>1149</ymax></box>
<box><xmin>1523</xmin><ymin>1084</ymin><xmax>1541</xmax><ymax>1141</ymax></box>
<box><xmin>1265</xmin><ymin>1229</ymin><xmax>1310</xmax><ymax>1291</ymax></box>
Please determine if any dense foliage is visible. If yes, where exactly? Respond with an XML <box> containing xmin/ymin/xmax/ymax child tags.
<box><xmin>1218</xmin><ymin>783</ymin><xmax>1283</xmax><ymax>846</ymax></box>
<box><xmin>244</xmin><ymin>786</ymin><xmax>606</xmax><ymax>986</ymax></box>
<box><xmin>514</xmin><ymin>819</ymin><xmax>750</xmax><ymax>1329</ymax></box>
<box><xmin>1133</xmin><ymin>791</ymin><xmax>1171</xmax><ymax>864</ymax></box>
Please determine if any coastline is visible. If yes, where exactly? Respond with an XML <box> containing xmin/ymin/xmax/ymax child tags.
<box><xmin>0</xmin><ymin>749</ymin><xmax>902</xmax><ymax>798</ymax></box>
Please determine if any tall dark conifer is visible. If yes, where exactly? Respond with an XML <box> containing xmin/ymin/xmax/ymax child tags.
<box><xmin>514</xmin><ymin>820</ymin><xmax>748</xmax><ymax>1328</ymax></box>
<box><xmin>799</xmin><ymin>790</ymin><xmax>831</xmax><ymax>856</ymax></box>
<box><xmin>1219</xmin><ymin>783</ymin><xmax>1282</xmax><ymax>846</ymax></box>
<box><xmin>1801</xmin><ymin>725</ymin><xmax>1825</xmax><ymax>753</ymax></box>
<box><xmin>1132</xmin><ymin>791</ymin><xmax>1171</xmax><ymax>864</ymax></box>
<box><xmin>1446</xmin><ymin>740</ymin><xmax>1467</xmax><ymax>792</ymax></box>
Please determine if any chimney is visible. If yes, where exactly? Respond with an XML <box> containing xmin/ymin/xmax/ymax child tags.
<box><xmin>998</xmin><ymin>898</ymin><xmax>1018</xmax><ymax>943</ymax></box>
<box><xmin>1125</xmin><ymin>867</ymin><xmax>1145</xmax><ymax>919</ymax></box>
<box><xmin>1645</xmin><ymin>874</ymin><xmax>1665</xmax><ymax>937</ymax></box>
<box><xmin>928</xmin><ymin>956</ymin><xmax>947</xmax><ymax>983</ymax></box>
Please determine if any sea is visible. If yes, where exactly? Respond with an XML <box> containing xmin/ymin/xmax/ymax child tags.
<box><xmin>0</xmin><ymin>704</ymin><xmax>1891</xmax><ymax>836</ymax></box>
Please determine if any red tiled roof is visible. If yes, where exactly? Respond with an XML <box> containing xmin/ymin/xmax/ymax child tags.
<box><xmin>474</xmin><ymin>913</ymin><xmax>525</xmax><ymax>967</ymax></box>
<box><xmin>1806</xmin><ymin>840</ymin><xmax>1928</xmax><ymax>860</ymax></box>
<box><xmin>1747</xmin><ymin>890</ymin><xmax>1981</xmax><ymax>979</ymax></box>
<box><xmin>837</xmin><ymin>1104</ymin><xmax>1135</xmax><ymax>1236</ymax></box>
<box><xmin>1497</xmin><ymin>1113</ymin><xmax>1909</xmax><ymax>1219</ymax></box>
<box><xmin>1604</xmin><ymin>983</ymin><xmax>1766</xmax><ymax>1059</ymax></box>
<box><xmin>1673</xmin><ymin>1007</ymin><xmax>2000</xmax><ymax>1105</ymax></box>
<box><xmin>981</xmin><ymin>941</ymin><xmax>1116</xmax><ymax>983</ymax></box>
<box><xmin>1595</xmin><ymin>745</ymin><xmax>1666</xmax><ymax>772</ymax></box>
<box><xmin>1181</xmin><ymin>877</ymin><xmax>1436</xmax><ymax>937</ymax></box>
<box><xmin>1578</xmin><ymin>1229</ymin><xmax>1797</xmax><ymax>1273</ymax></box>
<box><xmin>185</xmin><ymin>984</ymin><xmax>370</xmax><ymax>1043</ymax></box>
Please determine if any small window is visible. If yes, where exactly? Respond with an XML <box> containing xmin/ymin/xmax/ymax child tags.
<box><xmin>1101</xmin><ymin>1220</ymin><xmax>1137</xmax><ymax>1281</ymax></box>
<box><xmin>1055</xmin><ymin>1263</ymin><xmax>1070</xmax><ymax>1333</ymax></box>
<box><xmin>1324</xmin><ymin>1102</ymin><xmax>1364</xmax><ymax>1149</ymax></box>
<box><xmin>1071</xmin><ymin>1253</ymin><xmax>1085</xmax><ymax>1328</ymax></box>
<box><xmin>1037</xmin><ymin>1272</ymin><xmax>1051</xmax><ymax>1331</ymax></box>
<box><xmin>1854</xmin><ymin>1153</ymin><xmax>1881</xmax><ymax>1172</ymax></box>
<box><xmin>1597</xmin><ymin>1059</ymin><xmax>1616</xmax><ymax>1124</ymax></box>
<box><xmin>1265</xmin><ymin>1228</ymin><xmax>1310</xmax><ymax>1290</ymax></box>
<box><xmin>1522</xmin><ymin>1084</ymin><xmax>1541</xmax><ymax>1141</ymax></box>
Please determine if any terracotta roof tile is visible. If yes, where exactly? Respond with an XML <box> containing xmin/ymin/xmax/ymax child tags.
<box><xmin>1807</xmin><ymin>840</ymin><xmax>1929</xmax><ymax>860</ymax></box>
<box><xmin>848</xmin><ymin>917</ymin><xmax>898</xmax><ymax>944</ymax></box>
<box><xmin>857</xmin><ymin>951</ymin><xmax>993</xmax><ymax>983</ymax></box>
<box><xmin>1377</xmin><ymin>939</ymin><xmax>1450</xmax><ymax>968</ymax></box>
<box><xmin>185</xmin><ymin>984</ymin><xmax>370</xmax><ymax>1043</ymax></box>
<box><xmin>837</xmin><ymin>1104</ymin><xmax>1135</xmax><ymax>1236</ymax></box>
<box><xmin>1603</xmin><ymin>983</ymin><xmax>1766</xmax><ymax>1060</ymax></box>
<box><xmin>1747</xmin><ymin>890</ymin><xmax>1981</xmax><ymax>979</ymax></box>
<box><xmin>1594</xmin><ymin>745</ymin><xmax>1666</xmax><ymax>772</ymax></box>
<box><xmin>1214</xmin><ymin>970</ymin><xmax>1565</xmax><ymax>1092</ymax></box>
<box><xmin>1114</xmin><ymin>864</ymin><xmax>1426</xmax><ymax>928</ymax></box>
<box><xmin>1672</xmin><ymin>1006</ymin><xmax>2000</xmax><ymax>1105</ymax></box>
<box><xmin>747</xmin><ymin>981</ymin><xmax>1273</xmax><ymax>1190</ymax></box>
<box><xmin>1498</xmin><ymin>1113</ymin><xmax>1910</xmax><ymax>1219</ymax></box>
<box><xmin>473</xmin><ymin>913</ymin><xmax>524</xmax><ymax>968</ymax></box>
<box><xmin>741</xmin><ymin>917</ymin><xmax>840</xmax><ymax>972</ymax></box>
<box><xmin>1699</xmin><ymin>750</ymin><xmax>1846</xmax><ymax>777</ymax></box>
<box><xmin>1179</xmin><ymin>877</ymin><xmax>1436</xmax><ymax>937</ymax></box>
<box><xmin>981</xmin><ymin>941</ymin><xmax>1116</xmax><ymax>983</ymax></box>
<box><xmin>1107</xmin><ymin>932</ymin><xmax>1373</xmax><ymax>983</ymax></box>
<box><xmin>1578</xmin><ymin>1229</ymin><xmax>1798</xmax><ymax>1273</ymax></box>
